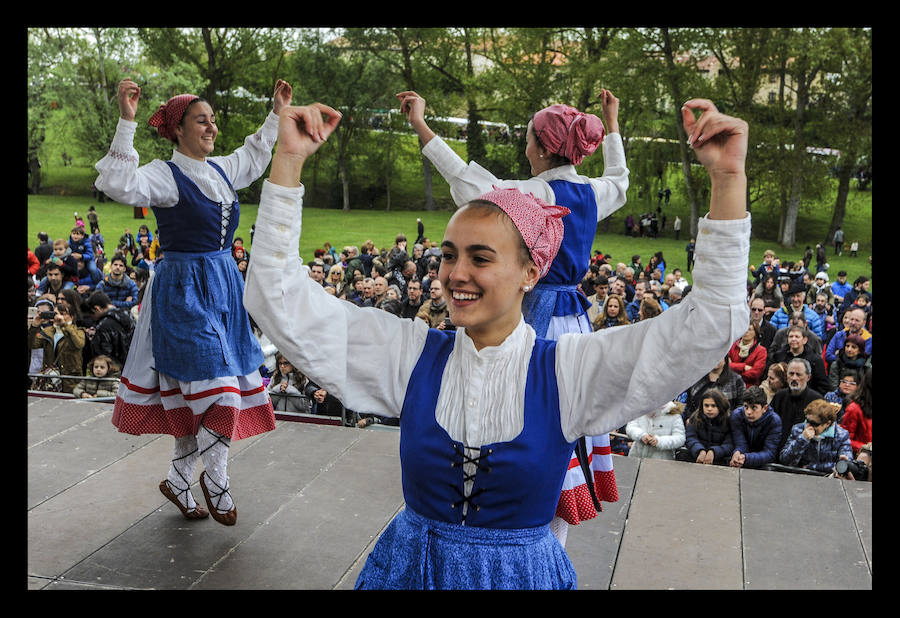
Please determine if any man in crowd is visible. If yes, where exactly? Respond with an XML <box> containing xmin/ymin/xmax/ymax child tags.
<box><xmin>416</xmin><ymin>279</ymin><xmax>449</xmax><ymax>329</ymax></box>
<box><xmin>770</xmin><ymin>358</ymin><xmax>823</xmax><ymax>452</ymax></box>
<box><xmin>372</xmin><ymin>276</ymin><xmax>389</xmax><ymax>309</ymax></box>
<box><xmin>749</xmin><ymin>296</ymin><xmax>776</xmax><ymax>349</ymax></box>
<box><xmin>625</xmin><ymin>280</ymin><xmax>646</xmax><ymax>323</ymax></box>
<box><xmin>825</xmin><ymin>306</ymin><xmax>872</xmax><ymax>363</ymax></box>
<box><xmin>769</xmin><ymin>278</ymin><xmax>824</xmax><ymax>340</ymax></box>
<box><xmin>830</xmin><ymin>270</ymin><xmax>852</xmax><ymax>307</ymax></box>
<box><xmin>37</xmin><ymin>263</ymin><xmax>70</xmax><ymax>297</ymax></box>
<box><xmin>400</xmin><ymin>278</ymin><xmax>425</xmax><ymax>319</ymax></box>
<box><xmin>768</xmin><ymin>311</ymin><xmax>823</xmax><ymax>358</ymax></box>
<box><xmin>586</xmin><ymin>274</ymin><xmax>609</xmax><ymax>325</ymax></box>
<box><xmin>96</xmin><ymin>254</ymin><xmax>140</xmax><ymax>311</ymax></box>
<box><xmin>766</xmin><ymin>325</ymin><xmax>829</xmax><ymax>395</ymax></box>
<box><xmin>359</xmin><ymin>278</ymin><xmax>376</xmax><ymax>307</ymax></box>
<box><xmin>85</xmin><ymin>290</ymin><xmax>135</xmax><ymax>368</ymax></box>
<box><xmin>309</xmin><ymin>261</ymin><xmax>326</xmax><ymax>286</ymax></box>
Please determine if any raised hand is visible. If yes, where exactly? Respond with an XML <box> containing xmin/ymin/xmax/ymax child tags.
<box><xmin>395</xmin><ymin>91</ymin><xmax>435</xmax><ymax>145</ymax></box>
<box><xmin>396</xmin><ymin>91</ymin><xmax>426</xmax><ymax>124</ymax></box>
<box><xmin>682</xmin><ymin>99</ymin><xmax>748</xmax><ymax>178</ymax></box>
<box><xmin>117</xmin><ymin>79</ymin><xmax>141</xmax><ymax>121</ymax></box>
<box><xmin>273</xmin><ymin>79</ymin><xmax>293</xmax><ymax>115</ymax></box>
<box><xmin>270</xmin><ymin>103</ymin><xmax>342</xmax><ymax>187</ymax></box>
<box><xmin>597</xmin><ymin>88</ymin><xmax>619</xmax><ymax>134</ymax></box>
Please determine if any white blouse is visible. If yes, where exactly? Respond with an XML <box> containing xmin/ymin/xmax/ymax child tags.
<box><xmin>94</xmin><ymin>112</ymin><xmax>280</xmax><ymax>214</ymax></box>
<box><xmin>245</xmin><ymin>180</ymin><xmax>751</xmax><ymax>449</ymax></box>
<box><xmin>421</xmin><ymin>133</ymin><xmax>630</xmax><ymax>221</ymax></box>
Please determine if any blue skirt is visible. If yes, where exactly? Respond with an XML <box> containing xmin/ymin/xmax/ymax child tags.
<box><xmin>150</xmin><ymin>249</ymin><xmax>262</xmax><ymax>382</ymax></box>
<box><xmin>355</xmin><ymin>507</ymin><xmax>577</xmax><ymax>590</ymax></box>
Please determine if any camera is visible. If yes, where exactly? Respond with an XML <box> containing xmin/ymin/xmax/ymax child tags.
<box><xmin>834</xmin><ymin>458</ymin><xmax>868</xmax><ymax>481</ymax></box>
<box><xmin>40</xmin><ymin>311</ymin><xmax>57</xmax><ymax>320</ymax></box>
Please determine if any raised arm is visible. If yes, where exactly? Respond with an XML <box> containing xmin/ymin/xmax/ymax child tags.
<box><xmin>557</xmin><ymin>100</ymin><xmax>751</xmax><ymax>441</ymax></box>
<box><xmin>245</xmin><ymin>104</ymin><xmax>429</xmax><ymax>417</ymax></box>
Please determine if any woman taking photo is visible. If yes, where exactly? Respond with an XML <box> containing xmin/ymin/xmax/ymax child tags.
<box><xmin>245</xmin><ymin>97</ymin><xmax>751</xmax><ymax>589</ymax></box>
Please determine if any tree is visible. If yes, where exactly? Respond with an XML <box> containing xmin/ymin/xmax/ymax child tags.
<box><xmin>344</xmin><ymin>27</ymin><xmax>451</xmax><ymax>211</ymax></box>
<box><xmin>770</xmin><ymin>28</ymin><xmax>838</xmax><ymax>248</ymax></box>
<box><xmin>817</xmin><ymin>28</ymin><xmax>872</xmax><ymax>245</ymax></box>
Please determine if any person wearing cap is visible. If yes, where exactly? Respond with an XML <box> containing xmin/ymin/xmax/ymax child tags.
<box><xmin>805</xmin><ymin>271</ymin><xmax>834</xmax><ymax>307</ymax></box>
<box><xmin>93</xmin><ymin>78</ymin><xmax>293</xmax><ymax>526</ymax></box>
<box><xmin>769</xmin><ymin>277</ymin><xmax>825</xmax><ymax>339</ymax></box>
<box><xmin>396</xmin><ymin>88</ymin><xmax>628</xmax><ymax>545</ymax></box>
<box><xmin>245</xmin><ymin>97</ymin><xmax>751</xmax><ymax>589</ymax></box>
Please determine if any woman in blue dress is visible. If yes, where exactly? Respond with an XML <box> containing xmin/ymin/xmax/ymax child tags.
<box><xmin>395</xmin><ymin>89</ymin><xmax>628</xmax><ymax>545</ymax></box>
<box><xmin>94</xmin><ymin>78</ymin><xmax>292</xmax><ymax>525</ymax></box>
<box><xmin>245</xmin><ymin>98</ymin><xmax>752</xmax><ymax>589</ymax></box>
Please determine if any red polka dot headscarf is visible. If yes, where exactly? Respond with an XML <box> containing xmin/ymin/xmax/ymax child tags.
<box><xmin>532</xmin><ymin>104</ymin><xmax>605</xmax><ymax>166</ymax></box>
<box><xmin>477</xmin><ymin>187</ymin><xmax>570</xmax><ymax>278</ymax></box>
<box><xmin>148</xmin><ymin>94</ymin><xmax>200</xmax><ymax>143</ymax></box>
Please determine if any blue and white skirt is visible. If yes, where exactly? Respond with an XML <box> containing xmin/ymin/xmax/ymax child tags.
<box><xmin>112</xmin><ymin>249</ymin><xmax>274</xmax><ymax>440</ymax></box>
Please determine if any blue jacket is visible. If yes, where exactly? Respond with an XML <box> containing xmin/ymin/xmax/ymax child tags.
<box><xmin>97</xmin><ymin>274</ymin><xmax>139</xmax><ymax>309</ymax></box>
<box><xmin>68</xmin><ymin>234</ymin><xmax>94</xmax><ymax>263</ymax></box>
<box><xmin>779</xmin><ymin>422</ymin><xmax>853</xmax><ymax>473</ymax></box>
<box><xmin>825</xmin><ymin>328</ymin><xmax>873</xmax><ymax>363</ymax></box>
<box><xmin>769</xmin><ymin>304</ymin><xmax>824</xmax><ymax>339</ymax></box>
<box><xmin>830</xmin><ymin>280</ymin><xmax>852</xmax><ymax>302</ymax></box>
<box><xmin>685</xmin><ymin>414</ymin><xmax>734</xmax><ymax>462</ymax></box>
<box><xmin>729</xmin><ymin>407</ymin><xmax>782</xmax><ymax>469</ymax></box>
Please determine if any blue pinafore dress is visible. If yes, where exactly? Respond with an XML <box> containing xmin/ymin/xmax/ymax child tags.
<box><xmin>354</xmin><ymin>329</ymin><xmax>578</xmax><ymax>590</ymax></box>
<box><xmin>521</xmin><ymin>179</ymin><xmax>619</xmax><ymax>525</ymax></box>
<box><xmin>111</xmin><ymin>160</ymin><xmax>274</xmax><ymax>440</ymax></box>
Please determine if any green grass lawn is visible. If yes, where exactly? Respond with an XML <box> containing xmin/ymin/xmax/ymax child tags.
<box><xmin>28</xmin><ymin>163</ymin><xmax>873</xmax><ymax>289</ymax></box>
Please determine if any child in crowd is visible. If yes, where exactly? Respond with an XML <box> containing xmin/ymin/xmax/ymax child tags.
<box><xmin>87</xmin><ymin>205</ymin><xmax>100</xmax><ymax>234</ymax></box>
<box><xmin>73</xmin><ymin>355</ymin><xmax>121</xmax><ymax>399</ymax></box>
<box><xmin>679</xmin><ymin>388</ymin><xmax>734</xmax><ymax>465</ymax></box>
<box><xmin>729</xmin><ymin>386</ymin><xmax>782</xmax><ymax>469</ymax></box>
<box><xmin>625</xmin><ymin>401</ymin><xmax>686</xmax><ymax>460</ymax></box>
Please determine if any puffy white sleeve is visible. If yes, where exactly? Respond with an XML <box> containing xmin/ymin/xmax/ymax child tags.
<box><xmin>209</xmin><ymin>111</ymin><xmax>280</xmax><ymax>191</ymax></box>
<box><xmin>556</xmin><ymin>214</ymin><xmax>752</xmax><ymax>443</ymax></box>
<box><xmin>244</xmin><ymin>180</ymin><xmax>429</xmax><ymax>417</ymax></box>
<box><xmin>421</xmin><ymin>136</ymin><xmax>554</xmax><ymax>206</ymax></box>
<box><xmin>94</xmin><ymin>118</ymin><xmax>180</xmax><ymax>208</ymax></box>
<box><xmin>586</xmin><ymin>132</ymin><xmax>629</xmax><ymax>222</ymax></box>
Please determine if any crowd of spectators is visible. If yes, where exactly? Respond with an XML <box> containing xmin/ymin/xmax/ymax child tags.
<box><xmin>27</xmin><ymin>208</ymin><xmax>872</xmax><ymax>480</ymax></box>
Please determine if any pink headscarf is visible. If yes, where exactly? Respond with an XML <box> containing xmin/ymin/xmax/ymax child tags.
<box><xmin>148</xmin><ymin>94</ymin><xmax>200</xmax><ymax>143</ymax></box>
<box><xmin>477</xmin><ymin>187</ymin><xmax>570</xmax><ymax>278</ymax></box>
<box><xmin>532</xmin><ymin>104</ymin><xmax>605</xmax><ymax>166</ymax></box>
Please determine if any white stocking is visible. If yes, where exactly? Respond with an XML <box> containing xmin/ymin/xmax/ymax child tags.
<box><xmin>197</xmin><ymin>424</ymin><xmax>234</xmax><ymax>513</ymax></box>
<box><xmin>550</xmin><ymin>515</ymin><xmax>569</xmax><ymax>547</ymax></box>
<box><xmin>166</xmin><ymin>434</ymin><xmax>200</xmax><ymax>510</ymax></box>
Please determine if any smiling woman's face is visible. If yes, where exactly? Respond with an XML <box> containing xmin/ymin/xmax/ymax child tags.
<box><xmin>439</xmin><ymin>205</ymin><xmax>538</xmax><ymax>350</ymax></box>
<box><xmin>175</xmin><ymin>100</ymin><xmax>218</xmax><ymax>160</ymax></box>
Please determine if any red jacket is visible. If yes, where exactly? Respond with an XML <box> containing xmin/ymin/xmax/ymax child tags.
<box><xmin>840</xmin><ymin>401</ymin><xmax>871</xmax><ymax>456</ymax></box>
<box><xmin>728</xmin><ymin>339</ymin><xmax>768</xmax><ymax>387</ymax></box>
<box><xmin>27</xmin><ymin>249</ymin><xmax>40</xmax><ymax>275</ymax></box>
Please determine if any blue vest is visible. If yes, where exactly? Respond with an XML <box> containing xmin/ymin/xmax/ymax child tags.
<box><xmin>400</xmin><ymin>329</ymin><xmax>576</xmax><ymax>529</ymax></box>
<box><xmin>155</xmin><ymin>161</ymin><xmax>239</xmax><ymax>253</ymax></box>
<box><xmin>148</xmin><ymin>160</ymin><xmax>261</xmax><ymax>381</ymax></box>
<box><xmin>521</xmin><ymin>179</ymin><xmax>597</xmax><ymax>337</ymax></box>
